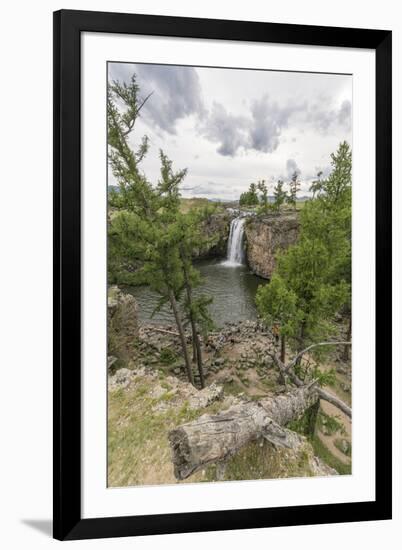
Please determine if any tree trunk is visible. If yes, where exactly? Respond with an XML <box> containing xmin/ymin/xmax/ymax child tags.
<box><xmin>280</xmin><ymin>334</ymin><xmax>286</xmax><ymax>363</ymax></box>
<box><xmin>305</xmin><ymin>400</ymin><xmax>320</xmax><ymax>436</ymax></box>
<box><xmin>192</xmin><ymin>337</ymin><xmax>197</xmax><ymax>363</ymax></box>
<box><xmin>181</xmin><ymin>254</ymin><xmax>205</xmax><ymax>389</ymax></box>
<box><xmin>192</xmin><ymin>322</ymin><xmax>205</xmax><ymax>389</ymax></box>
<box><xmin>343</xmin><ymin>315</ymin><xmax>352</xmax><ymax>362</ymax></box>
<box><xmin>187</xmin><ymin>311</ymin><xmax>205</xmax><ymax>388</ymax></box>
<box><xmin>168</xmin><ymin>290</ymin><xmax>194</xmax><ymax>386</ymax></box>
<box><xmin>296</xmin><ymin>324</ymin><xmax>306</xmax><ymax>365</ymax></box>
<box><xmin>276</xmin><ymin>334</ymin><xmax>286</xmax><ymax>385</ymax></box>
<box><xmin>169</xmin><ymin>384</ymin><xmax>319</xmax><ymax>480</ymax></box>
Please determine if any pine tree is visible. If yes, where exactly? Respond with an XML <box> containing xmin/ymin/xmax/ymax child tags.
<box><xmin>287</xmin><ymin>171</ymin><xmax>300</xmax><ymax>209</ymax></box>
<box><xmin>239</xmin><ymin>182</ymin><xmax>259</xmax><ymax>206</ymax></box>
<box><xmin>272</xmin><ymin>179</ymin><xmax>287</xmax><ymax>212</ymax></box>
<box><xmin>175</xmin><ymin>208</ymin><xmax>214</xmax><ymax>388</ymax></box>
<box><xmin>309</xmin><ymin>170</ymin><xmax>323</xmax><ymax>199</ymax></box>
<box><xmin>108</xmin><ymin>75</ymin><xmax>213</xmax><ymax>386</ymax></box>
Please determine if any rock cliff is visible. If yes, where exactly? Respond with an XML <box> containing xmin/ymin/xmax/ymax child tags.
<box><xmin>192</xmin><ymin>211</ymin><xmax>232</xmax><ymax>259</ymax></box>
<box><xmin>244</xmin><ymin>212</ymin><xmax>300</xmax><ymax>279</ymax></box>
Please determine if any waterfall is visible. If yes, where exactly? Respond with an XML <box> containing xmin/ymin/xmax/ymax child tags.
<box><xmin>222</xmin><ymin>217</ymin><xmax>246</xmax><ymax>266</ymax></box>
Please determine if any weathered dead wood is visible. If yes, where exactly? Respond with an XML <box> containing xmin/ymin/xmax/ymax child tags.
<box><xmin>316</xmin><ymin>387</ymin><xmax>351</xmax><ymax>418</ymax></box>
<box><xmin>150</xmin><ymin>327</ymin><xmax>180</xmax><ymax>337</ymax></box>
<box><xmin>168</xmin><ymin>384</ymin><xmax>319</xmax><ymax>480</ymax></box>
<box><xmin>267</xmin><ymin>342</ymin><xmax>352</xmax><ymax>419</ymax></box>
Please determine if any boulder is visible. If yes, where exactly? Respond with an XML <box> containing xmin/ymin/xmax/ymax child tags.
<box><xmin>108</xmin><ymin>367</ymin><xmax>133</xmax><ymax>390</ymax></box>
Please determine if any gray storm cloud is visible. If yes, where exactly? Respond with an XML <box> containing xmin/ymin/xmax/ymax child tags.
<box><xmin>249</xmin><ymin>95</ymin><xmax>306</xmax><ymax>153</ymax></box>
<box><xmin>308</xmin><ymin>98</ymin><xmax>352</xmax><ymax>134</ymax></box>
<box><xmin>200</xmin><ymin>103</ymin><xmax>250</xmax><ymax>156</ymax></box>
<box><xmin>109</xmin><ymin>63</ymin><xmax>205</xmax><ymax>134</ymax></box>
<box><xmin>201</xmin><ymin>95</ymin><xmax>306</xmax><ymax>157</ymax></box>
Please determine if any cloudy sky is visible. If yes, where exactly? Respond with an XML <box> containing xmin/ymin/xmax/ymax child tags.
<box><xmin>108</xmin><ymin>62</ymin><xmax>352</xmax><ymax>200</ymax></box>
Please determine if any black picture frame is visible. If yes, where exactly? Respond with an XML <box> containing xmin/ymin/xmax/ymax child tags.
<box><xmin>53</xmin><ymin>9</ymin><xmax>392</xmax><ymax>541</ymax></box>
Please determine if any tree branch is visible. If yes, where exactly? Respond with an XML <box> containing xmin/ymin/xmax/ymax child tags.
<box><xmin>287</xmin><ymin>341</ymin><xmax>352</xmax><ymax>371</ymax></box>
<box><xmin>136</xmin><ymin>91</ymin><xmax>154</xmax><ymax>116</ymax></box>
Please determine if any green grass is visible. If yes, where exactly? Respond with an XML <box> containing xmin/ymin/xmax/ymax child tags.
<box><xmin>203</xmin><ymin>439</ymin><xmax>313</xmax><ymax>482</ymax></box>
<box><xmin>108</xmin><ymin>378</ymin><xmax>228</xmax><ymax>487</ymax></box>
<box><xmin>179</xmin><ymin>197</ymin><xmax>213</xmax><ymax>213</ymax></box>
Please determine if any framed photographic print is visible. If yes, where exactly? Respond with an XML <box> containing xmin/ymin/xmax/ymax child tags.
<box><xmin>53</xmin><ymin>9</ymin><xmax>392</xmax><ymax>541</ymax></box>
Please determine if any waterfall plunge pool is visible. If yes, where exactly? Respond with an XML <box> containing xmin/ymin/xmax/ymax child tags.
<box><xmin>127</xmin><ymin>259</ymin><xmax>265</xmax><ymax>328</ymax></box>
<box><xmin>127</xmin><ymin>216</ymin><xmax>265</xmax><ymax>327</ymax></box>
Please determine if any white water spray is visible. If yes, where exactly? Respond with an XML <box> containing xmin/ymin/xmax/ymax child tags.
<box><xmin>222</xmin><ymin>217</ymin><xmax>246</xmax><ymax>266</ymax></box>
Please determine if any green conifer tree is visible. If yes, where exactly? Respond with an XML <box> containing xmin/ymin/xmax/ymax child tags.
<box><xmin>107</xmin><ymin>75</ymin><xmax>213</xmax><ymax>386</ymax></box>
<box><xmin>256</xmin><ymin>142</ymin><xmax>352</xmax><ymax>367</ymax></box>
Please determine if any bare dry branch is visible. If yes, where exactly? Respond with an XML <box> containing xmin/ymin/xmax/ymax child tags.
<box><xmin>287</xmin><ymin>341</ymin><xmax>352</xmax><ymax>371</ymax></box>
<box><xmin>266</xmin><ymin>342</ymin><xmax>352</xmax><ymax>419</ymax></box>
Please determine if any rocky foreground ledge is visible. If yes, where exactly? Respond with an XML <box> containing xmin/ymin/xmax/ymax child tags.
<box><xmin>109</xmin><ymin>318</ymin><xmax>281</xmax><ymax>390</ymax></box>
<box><xmin>108</xmin><ymin>364</ymin><xmax>337</xmax><ymax>482</ymax></box>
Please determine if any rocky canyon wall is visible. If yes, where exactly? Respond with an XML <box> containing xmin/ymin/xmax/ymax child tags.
<box><xmin>244</xmin><ymin>212</ymin><xmax>300</xmax><ymax>279</ymax></box>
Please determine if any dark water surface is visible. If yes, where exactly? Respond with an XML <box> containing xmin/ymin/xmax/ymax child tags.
<box><xmin>127</xmin><ymin>259</ymin><xmax>265</xmax><ymax>328</ymax></box>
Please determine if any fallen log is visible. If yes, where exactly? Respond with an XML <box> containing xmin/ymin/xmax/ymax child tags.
<box><xmin>169</xmin><ymin>384</ymin><xmax>319</xmax><ymax>480</ymax></box>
